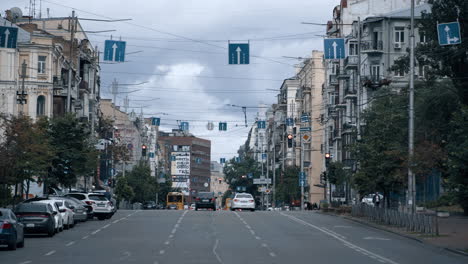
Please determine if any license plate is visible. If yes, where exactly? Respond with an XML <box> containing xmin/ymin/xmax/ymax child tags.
<box><xmin>241</xmin><ymin>201</ymin><xmax>248</xmax><ymax>203</ymax></box>
<box><xmin>97</xmin><ymin>204</ymin><xmax>105</xmax><ymax>207</ymax></box>
<box><xmin>26</xmin><ymin>223</ymin><xmax>35</xmax><ymax>228</ymax></box>
<box><xmin>202</xmin><ymin>199</ymin><xmax>209</xmax><ymax>202</ymax></box>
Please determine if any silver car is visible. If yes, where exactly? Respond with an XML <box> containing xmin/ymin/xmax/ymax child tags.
<box><xmin>230</xmin><ymin>193</ymin><xmax>255</xmax><ymax>211</ymax></box>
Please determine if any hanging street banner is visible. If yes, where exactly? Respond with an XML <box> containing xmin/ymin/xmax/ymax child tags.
<box><xmin>0</xmin><ymin>26</ymin><xmax>18</xmax><ymax>49</ymax></box>
<box><xmin>437</xmin><ymin>22</ymin><xmax>461</xmax><ymax>46</ymax></box>
<box><xmin>228</xmin><ymin>42</ymin><xmax>249</xmax><ymax>64</ymax></box>
<box><xmin>324</xmin><ymin>38</ymin><xmax>345</xmax><ymax>59</ymax></box>
<box><xmin>104</xmin><ymin>40</ymin><xmax>126</xmax><ymax>62</ymax></box>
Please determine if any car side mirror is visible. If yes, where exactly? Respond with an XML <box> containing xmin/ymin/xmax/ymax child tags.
<box><xmin>53</xmin><ymin>211</ymin><xmax>58</xmax><ymax>215</ymax></box>
<box><xmin>69</xmin><ymin>205</ymin><xmax>75</xmax><ymax>210</ymax></box>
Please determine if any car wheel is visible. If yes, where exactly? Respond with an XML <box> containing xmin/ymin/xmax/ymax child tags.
<box><xmin>48</xmin><ymin>227</ymin><xmax>55</xmax><ymax>237</ymax></box>
<box><xmin>250</xmin><ymin>209</ymin><xmax>255</xmax><ymax>212</ymax></box>
<box><xmin>7</xmin><ymin>235</ymin><xmax>17</xmax><ymax>250</ymax></box>
<box><xmin>97</xmin><ymin>215</ymin><xmax>106</xmax><ymax>220</ymax></box>
<box><xmin>195</xmin><ymin>207</ymin><xmax>198</xmax><ymax>211</ymax></box>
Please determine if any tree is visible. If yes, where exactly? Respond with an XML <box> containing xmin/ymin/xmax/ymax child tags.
<box><xmin>446</xmin><ymin>106</ymin><xmax>468</xmax><ymax>215</ymax></box>
<box><xmin>126</xmin><ymin>161</ymin><xmax>158</xmax><ymax>203</ymax></box>
<box><xmin>114</xmin><ymin>175</ymin><xmax>134</xmax><ymax>202</ymax></box>
<box><xmin>275</xmin><ymin>166</ymin><xmax>301</xmax><ymax>206</ymax></box>
<box><xmin>223</xmin><ymin>156</ymin><xmax>261</xmax><ymax>196</ymax></box>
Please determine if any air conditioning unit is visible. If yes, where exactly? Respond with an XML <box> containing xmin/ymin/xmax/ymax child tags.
<box><xmin>394</xmin><ymin>42</ymin><xmax>402</xmax><ymax>49</ymax></box>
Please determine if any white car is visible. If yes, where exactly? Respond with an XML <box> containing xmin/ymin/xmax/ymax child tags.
<box><xmin>230</xmin><ymin>193</ymin><xmax>255</xmax><ymax>211</ymax></box>
<box><xmin>189</xmin><ymin>204</ymin><xmax>196</xmax><ymax>210</ymax></box>
<box><xmin>55</xmin><ymin>200</ymin><xmax>75</xmax><ymax>229</ymax></box>
<box><xmin>66</xmin><ymin>193</ymin><xmax>114</xmax><ymax>220</ymax></box>
<box><xmin>32</xmin><ymin>200</ymin><xmax>64</xmax><ymax>233</ymax></box>
<box><xmin>361</xmin><ymin>194</ymin><xmax>383</xmax><ymax>206</ymax></box>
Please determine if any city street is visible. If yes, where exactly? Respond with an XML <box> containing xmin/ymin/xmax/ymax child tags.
<box><xmin>1</xmin><ymin>210</ymin><xmax>466</xmax><ymax>264</ymax></box>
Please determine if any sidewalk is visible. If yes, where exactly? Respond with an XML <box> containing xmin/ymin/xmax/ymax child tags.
<box><xmin>324</xmin><ymin>211</ymin><xmax>468</xmax><ymax>256</ymax></box>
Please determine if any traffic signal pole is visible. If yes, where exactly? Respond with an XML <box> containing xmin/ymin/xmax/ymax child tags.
<box><xmin>300</xmin><ymin>135</ymin><xmax>304</xmax><ymax>211</ymax></box>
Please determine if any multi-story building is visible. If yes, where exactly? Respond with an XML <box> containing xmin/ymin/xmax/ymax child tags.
<box><xmin>158</xmin><ymin>131</ymin><xmax>211</xmax><ymax>201</ymax></box>
<box><xmin>295</xmin><ymin>51</ymin><xmax>326</xmax><ymax>205</ymax></box>
<box><xmin>323</xmin><ymin>0</ymin><xmax>430</xmax><ymax>202</ymax></box>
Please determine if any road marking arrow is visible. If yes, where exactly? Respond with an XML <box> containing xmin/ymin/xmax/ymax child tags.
<box><xmin>332</xmin><ymin>41</ymin><xmax>338</xmax><ymax>59</ymax></box>
<box><xmin>236</xmin><ymin>46</ymin><xmax>242</xmax><ymax>64</ymax></box>
<box><xmin>112</xmin><ymin>43</ymin><xmax>118</xmax><ymax>61</ymax></box>
<box><xmin>4</xmin><ymin>28</ymin><xmax>10</xmax><ymax>48</ymax></box>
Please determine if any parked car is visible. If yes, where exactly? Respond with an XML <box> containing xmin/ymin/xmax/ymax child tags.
<box><xmin>30</xmin><ymin>200</ymin><xmax>64</xmax><ymax>232</ymax></box>
<box><xmin>143</xmin><ymin>201</ymin><xmax>157</xmax><ymax>210</ymax></box>
<box><xmin>361</xmin><ymin>193</ymin><xmax>383</xmax><ymax>206</ymax></box>
<box><xmin>0</xmin><ymin>208</ymin><xmax>25</xmax><ymax>250</ymax></box>
<box><xmin>87</xmin><ymin>193</ymin><xmax>114</xmax><ymax>220</ymax></box>
<box><xmin>168</xmin><ymin>204</ymin><xmax>178</xmax><ymax>210</ymax></box>
<box><xmin>230</xmin><ymin>193</ymin><xmax>255</xmax><ymax>211</ymax></box>
<box><xmin>65</xmin><ymin>193</ymin><xmax>98</xmax><ymax>219</ymax></box>
<box><xmin>189</xmin><ymin>203</ymin><xmax>196</xmax><ymax>210</ymax></box>
<box><xmin>49</xmin><ymin>196</ymin><xmax>88</xmax><ymax>222</ymax></box>
<box><xmin>14</xmin><ymin>203</ymin><xmax>55</xmax><ymax>237</ymax></box>
<box><xmin>194</xmin><ymin>192</ymin><xmax>216</xmax><ymax>211</ymax></box>
<box><xmin>54</xmin><ymin>200</ymin><xmax>75</xmax><ymax>229</ymax></box>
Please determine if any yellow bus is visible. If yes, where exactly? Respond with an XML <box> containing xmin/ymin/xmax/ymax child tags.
<box><xmin>166</xmin><ymin>192</ymin><xmax>184</xmax><ymax>210</ymax></box>
<box><xmin>225</xmin><ymin>198</ymin><xmax>232</xmax><ymax>210</ymax></box>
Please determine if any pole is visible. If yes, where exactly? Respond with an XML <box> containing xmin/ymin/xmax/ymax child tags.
<box><xmin>18</xmin><ymin>60</ymin><xmax>27</xmax><ymax>114</ymax></box>
<box><xmin>356</xmin><ymin>17</ymin><xmax>362</xmax><ymax>140</ymax></box>
<box><xmin>408</xmin><ymin>0</ymin><xmax>416</xmax><ymax>213</ymax></box>
<box><xmin>300</xmin><ymin>136</ymin><xmax>304</xmax><ymax>211</ymax></box>
<box><xmin>272</xmin><ymin>143</ymin><xmax>276</xmax><ymax>208</ymax></box>
<box><xmin>67</xmin><ymin>10</ymin><xmax>75</xmax><ymax>113</ymax></box>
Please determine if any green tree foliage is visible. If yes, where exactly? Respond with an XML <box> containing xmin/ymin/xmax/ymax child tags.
<box><xmin>114</xmin><ymin>175</ymin><xmax>134</xmax><ymax>202</ymax></box>
<box><xmin>446</xmin><ymin>106</ymin><xmax>468</xmax><ymax>215</ymax></box>
<box><xmin>327</xmin><ymin>161</ymin><xmax>347</xmax><ymax>185</ymax></box>
<box><xmin>125</xmin><ymin>161</ymin><xmax>158</xmax><ymax>203</ymax></box>
<box><xmin>275</xmin><ymin>166</ymin><xmax>301</xmax><ymax>205</ymax></box>
<box><xmin>353</xmin><ymin>89</ymin><xmax>408</xmax><ymax>199</ymax></box>
<box><xmin>223</xmin><ymin>156</ymin><xmax>260</xmax><ymax>196</ymax></box>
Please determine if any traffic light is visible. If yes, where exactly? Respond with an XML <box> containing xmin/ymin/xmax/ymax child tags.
<box><xmin>142</xmin><ymin>145</ymin><xmax>147</xmax><ymax>157</ymax></box>
<box><xmin>325</xmin><ymin>153</ymin><xmax>331</xmax><ymax>167</ymax></box>
<box><xmin>287</xmin><ymin>134</ymin><xmax>293</xmax><ymax>148</ymax></box>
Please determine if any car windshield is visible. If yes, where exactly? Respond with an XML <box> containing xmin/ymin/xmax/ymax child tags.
<box><xmin>197</xmin><ymin>193</ymin><xmax>214</xmax><ymax>198</ymax></box>
<box><xmin>0</xmin><ymin>210</ymin><xmax>6</xmax><ymax>219</ymax></box>
<box><xmin>89</xmin><ymin>195</ymin><xmax>107</xmax><ymax>201</ymax></box>
<box><xmin>15</xmin><ymin>204</ymin><xmax>47</xmax><ymax>213</ymax></box>
<box><xmin>236</xmin><ymin>194</ymin><xmax>252</xmax><ymax>199</ymax></box>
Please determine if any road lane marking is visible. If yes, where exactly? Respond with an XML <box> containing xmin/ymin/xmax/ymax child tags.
<box><xmin>250</xmin><ymin>230</ymin><xmax>256</xmax><ymax>235</ymax></box>
<box><xmin>261</xmin><ymin>243</ymin><xmax>268</xmax><ymax>247</ymax></box>
<box><xmin>255</xmin><ymin>236</ymin><xmax>261</xmax><ymax>240</ymax></box>
<box><xmin>246</xmin><ymin>225</ymin><xmax>251</xmax><ymax>229</ymax></box>
<box><xmin>322</xmin><ymin>227</ymin><xmax>346</xmax><ymax>239</ymax></box>
<box><xmin>363</xmin><ymin>236</ymin><xmax>391</xmax><ymax>241</ymax></box>
<box><xmin>159</xmin><ymin>250</ymin><xmax>165</xmax><ymax>255</ymax></box>
<box><xmin>234</xmin><ymin>212</ymin><xmax>277</xmax><ymax>258</ymax></box>
<box><xmin>212</xmin><ymin>239</ymin><xmax>223</xmax><ymax>264</ymax></box>
<box><xmin>171</xmin><ymin>228</ymin><xmax>177</xmax><ymax>234</ymax></box>
<box><xmin>82</xmin><ymin>235</ymin><xmax>89</xmax><ymax>240</ymax></box>
<box><xmin>91</xmin><ymin>229</ymin><xmax>101</xmax><ymax>235</ymax></box>
<box><xmin>65</xmin><ymin>241</ymin><xmax>75</xmax><ymax>247</ymax></box>
<box><xmin>269</xmin><ymin>252</ymin><xmax>277</xmax><ymax>257</ymax></box>
<box><xmin>44</xmin><ymin>250</ymin><xmax>56</xmax><ymax>256</ymax></box>
<box><xmin>112</xmin><ymin>220</ymin><xmax>119</xmax><ymax>224</ymax></box>
<box><xmin>102</xmin><ymin>224</ymin><xmax>111</xmax><ymax>229</ymax></box>
<box><xmin>169</xmin><ymin>234</ymin><xmax>174</xmax><ymax>238</ymax></box>
<box><xmin>281</xmin><ymin>213</ymin><xmax>399</xmax><ymax>264</ymax></box>
<box><xmin>19</xmin><ymin>261</ymin><xmax>32</xmax><ymax>264</ymax></box>
<box><xmin>164</xmin><ymin>241</ymin><xmax>170</xmax><ymax>245</ymax></box>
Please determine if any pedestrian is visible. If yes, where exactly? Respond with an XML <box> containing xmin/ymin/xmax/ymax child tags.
<box><xmin>372</xmin><ymin>192</ymin><xmax>381</xmax><ymax>207</ymax></box>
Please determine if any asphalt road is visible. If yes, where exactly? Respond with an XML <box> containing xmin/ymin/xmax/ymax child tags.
<box><xmin>1</xmin><ymin>210</ymin><xmax>466</xmax><ymax>264</ymax></box>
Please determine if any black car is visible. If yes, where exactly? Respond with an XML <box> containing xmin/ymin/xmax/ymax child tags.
<box><xmin>0</xmin><ymin>208</ymin><xmax>25</xmax><ymax>250</ymax></box>
<box><xmin>143</xmin><ymin>201</ymin><xmax>157</xmax><ymax>210</ymax></box>
<box><xmin>194</xmin><ymin>192</ymin><xmax>216</xmax><ymax>211</ymax></box>
<box><xmin>14</xmin><ymin>203</ymin><xmax>56</xmax><ymax>237</ymax></box>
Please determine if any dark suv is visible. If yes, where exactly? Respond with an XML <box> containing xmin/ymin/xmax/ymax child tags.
<box><xmin>194</xmin><ymin>192</ymin><xmax>216</xmax><ymax>211</ymax></box>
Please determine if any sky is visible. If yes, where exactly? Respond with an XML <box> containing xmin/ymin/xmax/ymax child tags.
<box><xmin>1</xmin><ymin>0</ymin><xmax>339</xmax><ymax>162</ymax></box>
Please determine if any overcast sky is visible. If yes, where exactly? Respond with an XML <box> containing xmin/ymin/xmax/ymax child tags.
<box><xmin>2</xmin><ymin>0</ymin><xmax>339</xmax><ymax>162</ymax></box>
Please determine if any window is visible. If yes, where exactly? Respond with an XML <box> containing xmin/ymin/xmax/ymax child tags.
<box><xmin>418</xmin><ymin>65</ymin><xmax>430</xmax><ymax>79</ymax></box>
<box><xmin>419</xmin><ymin>31</ymin><xmax>426</xmax><ymax>43</ymax></box>
<box><xmin>38</xmin><ymin>55</ymin><xmax>47</xmax><ymax>74</ymax></box>
<box><xmin>37</xmin><ymin>95</ymin><xmax>46</xmax><ymax>116</ymax></box>
<box><xmin>349</xmin><ymin>42</ymin><xmax>358</xmax><ymax>56</ymax></box>
<box><xmin>395</xmin><ymin>27</ymin><xmax>405</xmax><ymax>43</ymax></box>
<box><xmin>394</xmin><ymin>68</ymin><xmax>405</xmax><ymax>77</ymax></box>
<box><xmin>371</xmin><ymin>65</ymin><xmax>380</xmax><ymax>81</ymax></box>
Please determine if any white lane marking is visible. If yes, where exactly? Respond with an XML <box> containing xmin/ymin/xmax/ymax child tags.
<box><xmin>82</xmin><ymin>235</ymin><xmax>89</xmax><ymax>240</ymax></box>
<box><xmin>250</xmin><ymin>230</ymin><xmax>256</xmax><ymax>235</ymax></box>
<box><xmin>363</xmin><ymin>236</ymin><xmax>391</xmax><ymax>241</ymax></box>
<box><xmin>91</xmin><ymin>229</ymin><xmax>101</xmax><ymax>235</ymax></box>
<box><xmin>19</xmin><ymin>261</ymin><xmax>32</xmax><ymax>264</ymax></box>
<box><xmin>171</xmin><ymin>228</ymin><xmax>177</xmax><ymax>234</ymax></box>
<box><xmin>322</xmin><ymin>227</ymin><xmax>346</xmax><ymax>239</ymax></box>
<box><xmin>261</xmin><ymin>243</ymin><xmax>268</xmax><ymax>248</ymax></box>
<box><xmin>281</xmin><ymin>213</ymin><xmax>399</xmax><ymax>264</ymax></box>
<box><xmin>269</xmin><ymin>252</ymin><xmax>277</xmax><ymax>257</ymax></box>
<box><xmin>112</xmin><ymin>220</ymin><xmax>119</xmax><ymax>224</ymax></box>
<box><xmin>175</xmin><ymin>224</ymin><xmax>179</xmax><ymax>228</ymax></box>
<box><xmin>169</xmin><ymin>234</ymin><xmax>174</xmax><ymax>238</ymax></box>
<box><xmin>164</xmin><ymin>241</ymin><xmax>170</xmax><ymax>245</ymax></box>
<box><xmin>159</xmin><ymin>250</ymin><xmax>165</xmax><ymax>255</ymax></box>
<box><xmin>102</xmin><ymin>224</ymin><xmax>111</xmax><ymax>229</ymax></box>
<box><xmin>246</xmin><ymin>225</ymin><xmax>251</xmax><ymax>229</ymax></box>
<box><xmin>255</xmin><ymin>236</ymin><xmax>261</xmax><ymax>240</ymax></box>
<box><xmin>334</xmin><ymin>225</ymin><xmax>352</xmax><ymax>228</ymax></box>
<box><xmin>65</xmin><ymin>241</ymin><xmax>75</xmax><ymax>247</ymax></box>
<box><xmin>44</xmin><ymin>250</ymin><xmax>56</xmax><ymax>256</ymax></box>
<box><xmin>212</xmin><ymin>239</ymin><xmax>223</xmax><ymax>264</ymax></box>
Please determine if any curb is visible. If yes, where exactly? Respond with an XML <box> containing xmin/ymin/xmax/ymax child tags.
<box><xmin>319</xmin><ymin>211</ymin><xmax>468</xmax><ymax>258</ymax></box>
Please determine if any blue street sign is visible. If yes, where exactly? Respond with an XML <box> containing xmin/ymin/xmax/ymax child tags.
<box><xmin>247</xmin><ymin>173</ymin><xmax>253</xmax><ymax>179</ymax></box>
<box><xmin>437</xmin><ymin>22</ymin><xmax>462</xmax><ymax>46</ymax></box>
<box><xmin>257</xmin><ymin>120</ymin><xmax>266</xmax><ymax>129</ymax></box>
<box><xmin>171</xmin><ymin>156</ymin><xmax>176</xmax><ymax>161</ymax></box>
<box><xmin>299</xmin><ymin>171</ymin><xmax>306</xmax><ymax>180</ymax></box>
<box><xmin>262</xmin><ymin>153</ymin><xmax>267</xmax><ymax>160</ymax></box>
<box><xmin>219</xmin><ymin>122</ymin><xmax>227</xmax><ymax>131</ymax></box>
<box><xmin>229</xmin><ymin>43</ymin><xmax>249</xmax><ymax>64</ymax></box>
<box><xmin>0</xmin><ymin>26</ymin><xmax>18</xmax><ymax>49</ymax></box>
<box><xmin>301</xmin><ymin>114</ymin><xmax>309</xmax><ymax>123</ymax></box>
<box><xmin>235</xmin><ymin>157</ymin><xmax>241</xmax><ymax>163</ymax></box>
<box><xmin>152</xmin><ymin>117</ymin><xmax>160</xmax><ymax>126</ymax></box>
<box><xmin>180</xmin><ymin>122</ymin><xmax>189</xmax><ymax>131</ymax></box>
<box><xmin>324</xmin><ymin>38</ymin><xmax>345</xmax><ymax>60</ymax></box>
<box><xmin>149</xmin><ymin>152</ymin><xmax>155</xmax><ymax>158</ymax></box>
<box><xmin>286</xmin><ymin>118</ymin><xmax>294</xmax><ymax>126</ymax></box>
<box><xmin>220</xmin><ymin>158</ymin><xmax>226</xmax><ymax>164</ymax></box>
<box><xmin>104</xmin><ymin>40</ymin><xmax>126</xmax><ymax>62</ymax></box>
<box><xmin>196</xmin><ymin>157</ymin><xmax>202</xmax><ymax>164</ymax></box>
<box><xmin>300</xmin><ymin>127</ymin><xmax>311</xmax><ymax>132</ymax></box>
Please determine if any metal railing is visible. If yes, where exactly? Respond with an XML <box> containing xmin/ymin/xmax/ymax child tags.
<box><xmin>351</xmin><ymin>204</ymin><xmax>438</xmax><ymax>235</ymax></box>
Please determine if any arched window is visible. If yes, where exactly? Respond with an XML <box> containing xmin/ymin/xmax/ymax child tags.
<box><xmin>37</xmin><ymin>95</ymin><xmax>46</xmax><ymax>116</ymax></box>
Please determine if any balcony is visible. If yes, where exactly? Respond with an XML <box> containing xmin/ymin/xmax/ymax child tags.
<box><xmin>337</xmin><ymin>67</ymin><xmax>350</xmax><ymax>79</ymax></box>
<box><xmin>344</xmin><ymin>55</ymin><xmax>358</xmax><ymax>69</ymax></box>
<box><xmin>362</xmin><ymin>76</ymin><xmax>392</xmax><ymax>89</ymax></box>
<box><xmin>329</xmin><ymin>74</ymin><xmax>338</xmax><ymax>85</ymax></box>
<box><xmin>344</xmin><ymin>88</ymin><xmax>357</xmax><ymax>99</ymax></box>
<box><xmin>361</xmin><ymin>40</ymin><xmax>383</xmax><ymax>54</ymax></box>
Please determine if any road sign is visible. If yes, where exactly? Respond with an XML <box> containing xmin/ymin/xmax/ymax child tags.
<box><xmin>0</xmin><ymin>26</ymin><xmax>18</xmax><ymax>49</ymax></box>
<box><xmin>437</xmin><ymin>22</ymin><xmax>461</xmax><ymax>46</ymax></box>
<box><xmin>253</xmin><ymin>178</ymin><xmax>272</xmax><ymax>185</ymax></box>
<box><xmin>247</xmin><ymin>172</ymin><xmax>253</xmax><ymax>179</ymax></box>
<box><xmin>151</xmin><ymin>117</ymin><xmax>160</xmax><ymax>126</ymax></box>
<box><xmin>262</xmin><ymin>153</ymin><xmax>267</xmax><ymax>160</ymax></box>
<box><xmin>299</xmin><ymin>171</ymin><xmax>306</xmax><ymax>180</ymax></box>
<box><xmin>302</xmin><ymin>134</ymin><xmax>311</xmax><ymax>142</ymax></box>
<box><xmin>257</xmin><ymin>120</ymin><xmax>266</xmax><ymax>129</ymax></box>
<box><xmin>300</xmin><ymin>114</ymin><xmax>310</xmax><ymax>123</ymax></box>
<box><xmin>235</xmin><ymin>157</ymin><xmax>241</xmax><ymax>163</ymax></box>
<box><xmin>229</xmin><ymin>42</ymin><xmax>249</xmax><ymax>64</ymax></box>
<box><xmin>219</xmin><ymin>122</ymin><xmax>227</xmax><ymax>131</ymax></box>
<box><xmin>196</xmin><ymin>157</ymin><xmax>202</xmax><ymax>164</ymax></box>
<box><xmin>265</xmin><ymin>189</ymin><xmax>271</xmax><ymax>194</ymax></box>
<box><xmin>104</xmin><ymin>40</ymin><xmax>126</xmax><ymax>62</ymax></box>
<box><xmin>300</xmin><ymin>127</ymin><xmax>311</xmax><ymax>132</ymax></box>
<box><xmin>149</xmin><ymin>152</ymin><xmax>155</xmax><ymax>158</ymax></box>
<box><xmin>286</xmin><ymin>118</ymin><xmax>294</xmax><ymax>126</ymax></box>
<box><xmin>220</xmin><ymin>158</ymin><xmax>226</xmax><ymax>164</ymax></box>
<box><xmin>180</xmin><ymin>122</ymin><xmax>189</xmax><ymax>131</ymax></box>
<box><xmin>324</xmin><ymin>38</ymin><xmax>345</xmax><ymax>60</ymax></box>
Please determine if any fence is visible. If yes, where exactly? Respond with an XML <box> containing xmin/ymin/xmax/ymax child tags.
<box><xmin>351</xmin><ymin>204</ymin><xmax>438</xmax><ymax>235</ymax></box>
